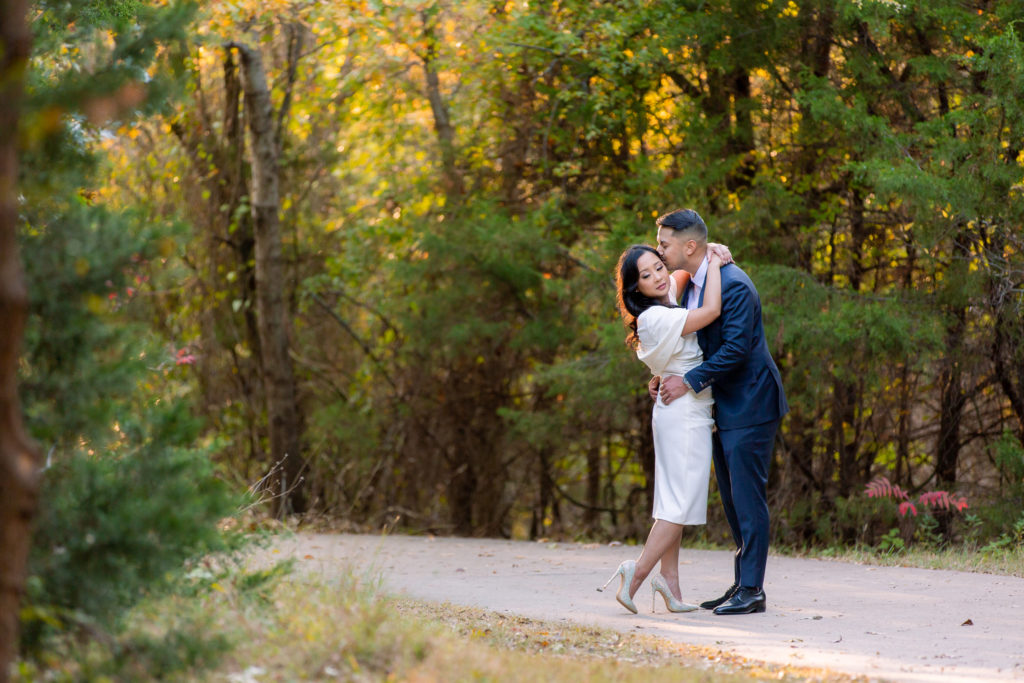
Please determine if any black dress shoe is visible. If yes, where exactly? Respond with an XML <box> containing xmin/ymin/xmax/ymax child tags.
<box><xmin>699</xmin><ymin>583</ymin><xmax>738</xmax><ymax>610</ymax></box>
<box><xmin>712</xmin><ymin>587</ymin><xmax>766</xmax><ymax>615</ymax></box>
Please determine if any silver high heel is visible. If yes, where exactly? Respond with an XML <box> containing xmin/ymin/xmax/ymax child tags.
<box><xmin>597</xmin><ymin>560</ymin><xmax>639</xmax><ymax>614</ymax></box>
<box><xmin>651</xmin><ymin>575</ymin><xmax>698</xmax><ymax>613</ymax></box>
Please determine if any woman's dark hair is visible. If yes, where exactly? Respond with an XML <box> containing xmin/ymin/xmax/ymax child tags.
<box><xmin>615</xmin><ymin>244</ymin><xmax>672</xmax><ymax>349</ymax></box>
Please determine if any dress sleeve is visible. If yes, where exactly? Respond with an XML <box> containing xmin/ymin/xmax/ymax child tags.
<box><xmin>670</xmin><ymin>270</ymin><xmax>690</xmax><ymax>305</ymax></box>
<box><xmin>636</xmin><ymin>307</ymin><xmax>689</xmax><ymax>376</ymax></box>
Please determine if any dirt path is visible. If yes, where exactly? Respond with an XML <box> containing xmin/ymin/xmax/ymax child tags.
<box><xmin>259</xmin><ymin>533</ymin><xmax>1024</xmax><ymax>682</ymax></box>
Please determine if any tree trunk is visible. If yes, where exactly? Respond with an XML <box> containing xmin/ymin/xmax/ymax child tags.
<box><xmin>835</xmin><ymin>190</ymin><xmax>867</xmax><ymax>498</ymax></box>
<box><xmin>988</xmin><ymin>229</ymin><xmax>1024</xmax><ymax>444</ymax></box>
<box><xmin>935</xmin><ymin>307</ymin><xmax>966</xmax><ymax>487</ymax></box>
<box><xmin>0</xmin><ymin>1</ymin><xmax>41</xmax><ymax>677</ymax></box>
<box><xmin>935</xmin><ymin>230</ymin><xmax>972</xmax><ymax>491</ymax></box>
<box><xmin>172</xmin><ymin>51</ymin><xmax>265</xmax><ymax>476</ymax></box>
<box><xmin>228</xmin><ymin>42</ymin><xmax>307</xmax><ymax>516</ymax></box>
<box><xmin>449</xmin><ymin>462</ymin><xmax>476</xmax><ymax>536</ymax></box>
<box><xmin>421</xmin><ymin>17</ymin><xmax>464</xmax><ymax>200</ymax></box>
<box><xmin>583</xmin><ymin>443</ymin><xmax>601</xmax><ymax>533</ymax></box>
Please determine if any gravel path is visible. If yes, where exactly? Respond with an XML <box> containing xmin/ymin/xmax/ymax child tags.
<box><xmin>259</xmin><ymin>533</ymin><xmax>1024</xmax><ymax>682</ymax></box>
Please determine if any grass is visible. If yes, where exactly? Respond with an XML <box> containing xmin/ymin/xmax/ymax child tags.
<box><xmin>779</xmin><ymin>543</ymin><xmax>1024</xmax><ymax>578</ymax></box>
<box><xmin>16</xmin><ymin>560</ymin><xmax>863</xmax><ymax>682</ymax></box>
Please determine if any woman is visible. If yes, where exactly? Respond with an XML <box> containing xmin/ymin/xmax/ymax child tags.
<box><xmin>600</xmin><ymin>244</ymin><xmax>723</xmax><ymax>613</ymax></box>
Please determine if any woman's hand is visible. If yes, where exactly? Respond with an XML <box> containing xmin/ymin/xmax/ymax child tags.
<box><xmin>707</xmin><ymin>242</ymin><xmax>733</xmax><ymax>265</ymax></box>
<box><xmin>709</xmin><ymin>251</ymin><xmax>724</xmax><ymax>268</ymax></box>
<box><xmin>648</xmin><ymin>376</ymin><xmax>660</xmax><ymax>401</ymax></box>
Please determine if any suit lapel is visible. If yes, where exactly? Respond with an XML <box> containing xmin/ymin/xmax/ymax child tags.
<box><xmin>682</xmin><ymin>280</ymin><xmax>694</xmax><ymax>308</ymax></box>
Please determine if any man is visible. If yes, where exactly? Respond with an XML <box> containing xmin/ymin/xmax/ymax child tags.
<box><xmin>651</xmin><ymin>208</ymin><xmax>788</xmax><ymax>615</ymax></box>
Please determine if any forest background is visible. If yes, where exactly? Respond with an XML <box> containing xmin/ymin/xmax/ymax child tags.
<box><xmin>3</xmin><ymin>0</ymin><xmax>1024</xmax><ymax>671</ymax></box>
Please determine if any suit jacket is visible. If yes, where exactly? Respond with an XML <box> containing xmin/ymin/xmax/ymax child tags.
<box><xmin>683</xmin><ymin>263</ymin><xmax>788</xmax><ymax>430</ymax></box>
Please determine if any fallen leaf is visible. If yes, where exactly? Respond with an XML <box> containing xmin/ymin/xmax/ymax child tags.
<box><xmin>961</xmin><ymin>618</ymin><xmax>973</xmax><ymax>626</ymax></box>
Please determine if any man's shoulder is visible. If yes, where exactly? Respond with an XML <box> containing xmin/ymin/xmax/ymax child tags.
<box><xmin>721</xmin><ymin>262</ymin><xmax>756</xmax><ymax>289</ymax></box>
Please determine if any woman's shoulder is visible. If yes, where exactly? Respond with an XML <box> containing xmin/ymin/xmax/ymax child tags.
<box><xmin>638</xmin><ymin>304</ymin><xmax>668</xmax><ymax>319</ymax></box>
<box><xmin>638</xmin><ymin>304</ymin><xmax>685</xmax><ymax>326</ymax></box>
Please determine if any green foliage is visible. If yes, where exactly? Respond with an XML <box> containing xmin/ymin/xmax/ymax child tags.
<box><xmin>980</xmin><ymin>515</ymin><xmax>1024</xmax><ymax>553</ymax></box>
<box><xmin>992</xmin><ymin>431</ymin><xmax>1024</xmax><ymax>492</ymax></box>
<box><xmin>27</xmin><ymin>0</ymin><xmax>197</xmax><ymax>122</ymax></box>
<box><xmin>13</xmin><ymin>0</ymin><xmax>244</xmax><ymax>667</ymax></box>
<box><xmin>878</xmin><ymin>528</ymin><xmax>905</xmax><ymax>555</ymax></box>
<box><xmin>912</xmin><ymin>514</ymin><xmax>944</xmax><ymax>549</ymax></box>
<box><xmin>21</xmin><ymin>399</ymin><xmax>239</xmax><ymax>651</ymax></box>
<box><xmin>16</xmin><ymin>558</ymin><xmax>292</xmax><ymax>682</ymax></box>
<box><xmin>85</xmin><ymin>0</ymin><xmax>1024</xmax><ymax>549</ymax></box>
<box><xmin>18</xmin><ymin>204</ymin><xmax>173</xmax><ymax>448</ymax></box>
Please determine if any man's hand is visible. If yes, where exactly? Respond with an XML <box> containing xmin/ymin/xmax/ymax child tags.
<box><xmin>648</xmin><ymin>376</ymin><xmax>660</xmax><ymax>401</ymax></box>
<box><xmin>707</xmin><ymin>242</ymin><xmax>734</xmax><ymax>265</ymax></box>
<box><xmin>659</xmin><ymin>375</ymin><xmax>690</xmax><ymax>405</ymax></box>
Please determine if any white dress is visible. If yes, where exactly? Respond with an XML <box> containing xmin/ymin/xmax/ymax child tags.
<box><xmin>636</xmin><ymin>298</ymin><xmax>714</xmax><ymax>525</ymax></box>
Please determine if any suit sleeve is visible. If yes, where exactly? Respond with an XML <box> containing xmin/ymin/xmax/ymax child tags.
<box><xmin>684</xmin><ymin>278</ymin><xmax>756</xmax><ymax>393</ymax></box>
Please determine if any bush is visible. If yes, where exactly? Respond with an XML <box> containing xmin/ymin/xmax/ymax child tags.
<box><xmin>20</xmin><ymin>400</ymin><xmax>240</xmax><ymax>654</ymax></box>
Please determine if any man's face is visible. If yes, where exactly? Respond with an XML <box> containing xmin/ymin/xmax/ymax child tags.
<box><xmin>656</xmin><ymin>227</ymin><xmax>694</xmax><ymax>272</ymax></box>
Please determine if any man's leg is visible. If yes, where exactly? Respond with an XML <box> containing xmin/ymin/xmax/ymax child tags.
<box><xmin>718</xmin><ymin>420</ymin><xmax>780</xmax><ymax>589</ymax></box>
<box><xmin>712</xmin><ymin>430</ymin><xmax>742</xmax><ymax>568</ymax></box>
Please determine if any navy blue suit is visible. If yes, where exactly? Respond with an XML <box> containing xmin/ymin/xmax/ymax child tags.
<box><xmin>683</xmin><ymin>263</ymin><xmax>787</xmax><ymax>589</ymax></box>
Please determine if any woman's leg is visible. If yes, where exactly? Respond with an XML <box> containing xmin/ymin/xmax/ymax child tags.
<box><xmin>658</xmin><ymin>526</ymin><xmax>685</xmax><ymax>599</ymax></box>
<box><xmin>629</xmin><ymin>519</ymin><xmax>683</xmax><ymax>596</ymax></box>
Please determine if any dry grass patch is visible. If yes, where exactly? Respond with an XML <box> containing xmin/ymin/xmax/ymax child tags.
<box><xmin>394</xmin><ymin>600</ymin><xmax>864</xmax><ymax>682</ymax></box>
<box><xmin>211</xmin><ymin>569</ymin><xmax>865</xmax><ymax>682</ymax></box>
<box><xmin>18</xmin><ymin>559</ymin><xmax>869</xmax><ymax>682</ymax></box>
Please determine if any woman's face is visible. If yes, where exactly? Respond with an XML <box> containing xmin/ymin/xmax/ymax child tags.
<box><xmin>635</xmin><ymin>251</ymin><xmax>670</xmax><ymax>301</ymax></box>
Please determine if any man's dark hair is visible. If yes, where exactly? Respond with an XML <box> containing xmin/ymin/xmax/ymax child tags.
<box><xmin>655</xmin><ymin>209</ymin><xmax>707</xmax><ymax>244</ymax></box>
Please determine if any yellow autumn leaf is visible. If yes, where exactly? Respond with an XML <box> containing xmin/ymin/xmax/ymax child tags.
<box><xmin>85</xmin><ymin>294</ymin><xmax>106</xmax><ymax>315</ymax></box>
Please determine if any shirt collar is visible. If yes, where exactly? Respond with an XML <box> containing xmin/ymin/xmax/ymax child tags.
<box><xmin>692</xmin><ymin>254</ymin><xmax>709</xmax><ymax>289</ymax></box>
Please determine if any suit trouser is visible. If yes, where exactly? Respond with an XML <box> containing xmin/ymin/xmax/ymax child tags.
<box><xmin>712</xmin><ymin>419</ymin><xmax>781</xmax><ymax>590</ymax></box>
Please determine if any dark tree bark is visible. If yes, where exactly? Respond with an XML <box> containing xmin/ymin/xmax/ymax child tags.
<box><xmin>530</xmin><ymin>448</ymin><xmax>558</xmax><ymax>539</ymax></box>
<box><xmin>583</xmin><ymin>443</ymin><xmax>601</xmax><ymax>533</ymax></box>
<box><xmin>935</xmin><ymin>230</ymin><xmax>973</xmax><ymax>490</ymax></box>
<box><xmin>936</xmin><ymin>307</ymin><xmax>967</xmax><ymax>487</ymax></box>
<box><xmin>834</xmin><ymin>190</ymin><xmax>868</xmax><ymax>498</ymax></box>
<box><xmin>993</xmin><ymin>291</ymin><xmax>1024</xmax><ymax>444</ymax></box>
<box><xmin>0</xmin><ymin>1</ymin><xmax>41</xmax><ymax>677</ymax></box>
<box><xmin>227</xmin><ymin>41</ymin><xmax>307</xmax><ymax>516</ymax></box>
<box><xmin>497</xmin><ymin>58</ymin><xmax>536</xmax><ymax>208</ymax></box>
